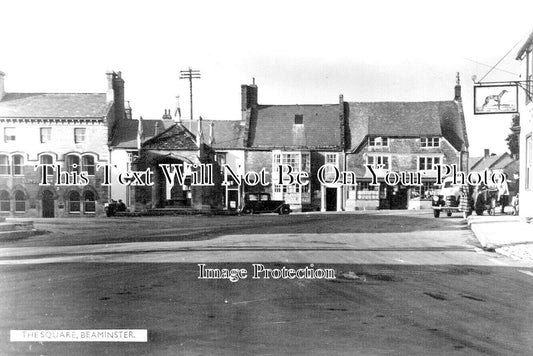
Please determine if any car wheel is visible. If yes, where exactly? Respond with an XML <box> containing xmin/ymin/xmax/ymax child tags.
<box><xmin>475</xmin><ymin>208</ymin><xmax>484</xmax><ymax>216</ymax></box>
<box><xmin>242</xmin><ymin>207</ymin><xmax>253</xmax><ymax>215</ymax></box>
<box><xmin>280</xmin><ymin>206</ymin><xmax>290</xmax><ymax>215</ymax></box>
<box><xmin>433</xmin><ymin>210</ymin><xmax>440</xmax><ymax>218</ymax></box>
<box><xmin>446</xmin><ymin>211</ymin><xmax>452</xmax><ymax>217</ymax></box>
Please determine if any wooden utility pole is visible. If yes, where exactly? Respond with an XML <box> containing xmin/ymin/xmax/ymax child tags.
<box><xmin>179</xmin><ymin>68</ymin><xmax>201</xmax><ymax>121</ymax></box>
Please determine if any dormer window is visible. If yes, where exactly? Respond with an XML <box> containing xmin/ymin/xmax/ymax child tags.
<box><xmin>421</xmin><ymin>137</ymin><xmax>440</xmax><ymax>147</ymax></box>
<box><xmin>369</xmin><ymin>137</ymin><xmax>388</xmax><ymax>147</ymax></box>
<box><xmin>294</xmin><ymin>114</ymin><xmax>303</xmax><ymax>125</ymax></box>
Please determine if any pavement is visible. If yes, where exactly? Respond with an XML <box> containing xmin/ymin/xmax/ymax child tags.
<box><xmin>468</xmin><ymin>212</ymin><xmax>533</xmax><ymax>262</ymax></box>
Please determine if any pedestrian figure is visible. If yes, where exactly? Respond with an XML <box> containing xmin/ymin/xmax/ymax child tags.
<box><xmin>459</xmin><ymin>185</ymin><xmax>472</xmax><ymax>219</ymax></box>
<box><xmin>497</xmin><ymin>174</ymin><xmax>509</xmax><ymax>214</ymax></box>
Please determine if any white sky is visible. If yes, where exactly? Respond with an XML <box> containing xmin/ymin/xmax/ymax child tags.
<box><xmin>1</xmin><ymin>0</ymin><xmax>533</xmax><ymax>156</ymax></box>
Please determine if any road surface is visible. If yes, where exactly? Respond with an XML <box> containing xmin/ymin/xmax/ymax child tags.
<box><xmin>1</xmin><ymin>211</ymin><xmax>533</xmax><ymax>355</ymax></box>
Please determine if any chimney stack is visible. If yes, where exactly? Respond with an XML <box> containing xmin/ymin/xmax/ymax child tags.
<box><xmin>484</xmin><ymin>149</ymin><xmax>490</xmax><ymax>158</ymax></box>
<box><xmin>162</xmin><ymin>109</ymin><xmax>172</xmax><ymax>120</ymax></box>
<box><xmin>241</xmin><ymin>80</ymin><xmax>258</xmax><ymax>111</ymax></box>
<box><xmin>454</xmin><ymin>72</ymin><xmax>461</xmax><ymax>101</ymax></box>
<box><xmin>0</xmin><ymin>71</ymin><xmax>6</xmax><ymax>101</ymax></box>
<box><xmin>154</xmin><ymin>121</ymin><xmax>160</xmax><ymax>136</ymax></box>
<box><xmin>125</xmin><ymin>101</ymin><xmax>132</xmax><ymax>120</ymax></box>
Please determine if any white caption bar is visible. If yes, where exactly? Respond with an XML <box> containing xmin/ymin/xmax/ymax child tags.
<box><xmin>10</xmin><ymin>329</ymin><xmax>147</xmax><ymax>342</ymax></box>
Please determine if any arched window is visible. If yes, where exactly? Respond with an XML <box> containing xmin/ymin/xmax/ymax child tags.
<box><xmin>82</xmin><ymin>155</ymin><xmax>95</xmax><ymax>176</ymax></box>
<box><xmin>14</xmin><ymin>190</ymin><xmax>25</xmax><ymax>212</ymax></box>
<box><xmin>0</xmin><ymin>190</ymin><xmax>9</xmax><ymax>212</ymax></box>
<box><xmin>68</xmin><ymin>191</ymin><xmax>81</xmax><ymax>213</ymax></box>
<box><xmin>84</xmin><ymin>191</ymin><xmax>96</xmax><ymax>213</ymax></box>
<box><xmin>12</xmin><ymin>155</ymin><xmax>24</xmax><ymax>176</ymax></box>
<box><xmin>0</xmin><ymin>155</ymin><xmax>10</xmax><ymax>175</ymax></box>
<box><xmin>40</xmin><ymin>154</ymin><xmax>54</xmax><ymax>176</ymax></box>
<box><xmin>66</xmin><ymin>155</ymin><xmax>80</xmax><ymax>174</ymax></box>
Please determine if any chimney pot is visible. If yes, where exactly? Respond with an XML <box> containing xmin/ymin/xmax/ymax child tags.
<box><xmin>484</xmin><ymin>149</ymin><xmax>490</xmax><ymax>158</ymax></box>
<box><xmin>454</xmin><ymin>72</ymin><xmax>461</xmax><ymax>101</ymax></box>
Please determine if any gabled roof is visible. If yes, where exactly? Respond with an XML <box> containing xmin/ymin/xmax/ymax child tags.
<box><xmin>111</xmin><ymin>119</ymin><xmax>175</xmax><ymax>149</ymax></box>
<box><xmin>248</xmin><ymin>104</ymin><xmax>341</xmax><ymax>149</ymax></box>
<box><xmin>188</xmin><ymin>119</ymin><xmax>245</xmax><ymax>149</ymax></box>
<box><xmin>470</xmin><ymin>152</ymin><xmax>518</xmax><ymax>173</ymax></box>
<box><xmin>142</xmin><ymin>123</ymin><xmax>198</xmax><ymax>150</ymax></box>
<box><xmin>346</xmin><ymin>101</ymin><xmax>467</xmax><ymax>152</ymax></box>
<box><xmin>0</xmin><ymin>93</ymin><xmax>109</xmax><ymax>119</ymax></box>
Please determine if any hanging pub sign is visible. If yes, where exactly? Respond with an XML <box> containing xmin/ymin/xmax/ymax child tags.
<box><xmin>474</xmin><ymin>84</ymin><xmax>518</xmax><ymax>115</ymax></box>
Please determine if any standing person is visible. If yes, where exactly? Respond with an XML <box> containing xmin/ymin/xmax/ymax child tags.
<box><xmin>497</xmin><ymin>173</ymin><xmax>510</xmax><ymax>214</ymax></box>
<box><xmin>459</xmin><ymin>185</ymin><xmax>472</xmax><ymax>219</ymax></box>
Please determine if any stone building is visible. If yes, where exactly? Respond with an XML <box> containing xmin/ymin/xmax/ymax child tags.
<box><xmin>0</xmin><ymin>70</ymin><xmax>126</xmax><ymax>217</ymax></box>
<box><xmin>344</xmin><ymin>77</ymin><xmax>469</xmax><ymax>210</ymax></box>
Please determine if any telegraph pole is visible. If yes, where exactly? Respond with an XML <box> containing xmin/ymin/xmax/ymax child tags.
<box><xmin>179</xmin><ymin>67</ymin><xmax>201</xmax><ymax>121</ymax></box>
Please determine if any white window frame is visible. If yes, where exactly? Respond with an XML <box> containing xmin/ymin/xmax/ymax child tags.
<box><xmin>366</xmin><ymin>155</ymin><xmax>391</xmax><ymax>170</ymax></box>
<box><xmin>420</xmin><ymin>137</ymin><xmax>440</xmax><ymax>148</ymax></box>
<box><xmin>271</xmin><ymin>151</ymin><xmax>310</xmax><ymax>202</ymax></box>
<box><xmin>0</xmin><ymin>155</ymin><xmax>10</xmax><ymax>176</ymax></box>
<box><xmin>418</xmin><ymin>156</ymin><xmax>442</xmax><ymax>171</ymax></box>
<box><xmin>4</xmin><ymin>127</ymin><xmax>16</xmax><ymax>143</ymax></box>
<box><xmin>12</xmin><ymin>154</ymin><xmax>24</xmax><ymax>176</ymax></box>
<box><xmin>74</xmin><ymin>128</ymin><xmax>86</xmax><ymax>143</ymax></box>
<box><xmin>40</xmin><ymin>127</ymin><xmax>52</xmax><ymax>143</ymax></box>
<box><xmin>369</xmin><ymin>137</ymin><xmax>389</xmax><ymax>147</ymax></box>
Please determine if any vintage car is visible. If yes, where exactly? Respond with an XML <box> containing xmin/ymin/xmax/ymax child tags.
<box><xmin>431</xmin><ymin>177</ymin><xmax>462</xmax><ymax>218</ymax></box>
<box><xmin>241</xmin><ymin>193</ymin><xmax>291</xmax><ymax>215</ymax></box>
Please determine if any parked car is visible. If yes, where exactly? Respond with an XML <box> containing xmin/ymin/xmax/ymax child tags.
<box><xmin>431</xmin><ymin>177</ymin><xmax>462</xmax><ymax>218</ymax></box>
<box><xmin>241</xmin><ymin>193</ymin><xmax>291</xmax><ymax>215</ymax></box>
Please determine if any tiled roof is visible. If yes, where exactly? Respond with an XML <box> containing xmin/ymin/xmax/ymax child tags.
<box><xmin>248</xmin><ymin>104</ymin><xmax>341</xmax><ymax>149</ymax></box>
<box><xmin>188</xmin><ymin>119</ymin><xmax>245</xmax><ymax>149</ymax></box>
<box><xmin>346</xmin><ymin>101</ymin><xmax>467</xmax><ymax>152</ymax></box>
<box><xmin>0</xmin><ymin>93</ymin><xmax>109</xmax><ymax>118</ymax></box>
<box><xmin>142</xmin><ymin>123</ymin><xmax>198</xmax><ymax>150</ymax></box>
<box><xmin>111</xmin><ymin>119</ymin><xmax>175</xmax><ymax>148</ymax></box>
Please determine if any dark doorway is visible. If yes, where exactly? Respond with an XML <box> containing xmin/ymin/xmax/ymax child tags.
<box><xmin>228</xmin><ymin>189</ymin><xmax>239</xmax><ymax>210</ymax></box>
<box><xmin>389</xmin><ymin>186</ymin><xmax>408</xmax><ymax>209</ymax></box>
<box><xmin>42</xmin><ymin>190</ymin><xmax>54</xmax><ymax>218</ymax></box>
<box><xmin>326</xmin><ymin>188</ymin><xmax>337</xmax><ymax>211</ymax></box>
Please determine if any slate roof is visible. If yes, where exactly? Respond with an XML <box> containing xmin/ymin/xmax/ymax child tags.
<box><xmin>0</xmin><ymin>93</ymin><xmax>109</xmax><ymax>118</ymax></box>
<box><xmin>346</xmin><ymin>101</ymin><xmax>467</xmax><ymax>152</ymax></box>
<box><xmin>142</xmin><ymin>123</ymin><xmax>198</xmax><ymax>150</ymax></box>
<box><xmin>470</xmin><ymin>153</ymin><xmax>519</xmax><ymax>173</ymax></box>
<box><xmin>247</xmin><ymin>104</ymin><xmax>341</xmax><ymax>149</ymax></box>
<box><xmin>188</xmin><ymin>119</ymin><xmax>245</xmax><ymax>149</ymax></box>
<box><xmin>111</xmin><ymin>119</ymin><xmax>175</xmax><ymax>148</ymax></box>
